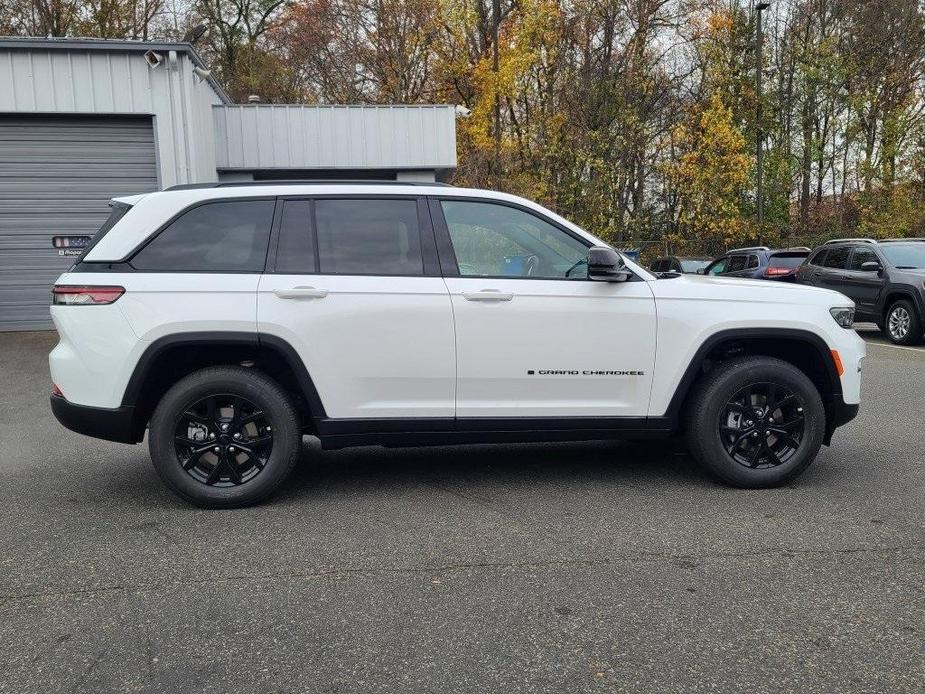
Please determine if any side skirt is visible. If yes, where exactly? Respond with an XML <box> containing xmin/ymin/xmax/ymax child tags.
<box><xmin>315</xmin><ymin>416</ymin><xmax>676</xmax><ymax>450</ymax></box>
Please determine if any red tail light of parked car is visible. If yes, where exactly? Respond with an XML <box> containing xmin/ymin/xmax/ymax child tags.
<box><xmin>52</xmin><ymin>285</ymin><xmax>125</xmax><ymax>305</ymax></box>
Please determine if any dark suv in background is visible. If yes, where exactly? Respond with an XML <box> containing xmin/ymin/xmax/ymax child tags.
<box><xmin>795</xmin><ymin>238</ymin><xmax>925</xmax><ymax>345</ymax></box>
<box><xmin>702</xmin><ymin>246</ymin><xmax>811</xmax><ymax>281</ymax></box>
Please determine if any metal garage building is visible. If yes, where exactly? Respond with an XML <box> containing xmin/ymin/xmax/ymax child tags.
<box><xmin>0</xmin><ymin>37</ymin><xmax>457</xmax><ymax>331</ymax></box>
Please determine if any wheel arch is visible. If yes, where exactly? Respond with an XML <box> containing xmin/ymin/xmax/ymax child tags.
<box><xmin>663</xmin><ymin>328</ymin><xmax>842</xmax><ymax>441</ymax></box>
<box><xmin>121</xmin><ymin>332</ymin><xmax>326</xmax><ymax>441</ymax></box>
<box><xmin>881</xmin><ymin>289</ymin><xmax>923</xmax><ymax>321</ymax></box>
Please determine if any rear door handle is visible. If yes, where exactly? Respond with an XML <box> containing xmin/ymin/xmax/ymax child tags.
<box><xmin>273</xmin><ymin>286</ymin><xmax>329</xmax><ymax>299</ymax></box>
<box><xmin>462</xmin><ymin>290</ymin><xmax>514</xmax><ymax>302</ymax></box>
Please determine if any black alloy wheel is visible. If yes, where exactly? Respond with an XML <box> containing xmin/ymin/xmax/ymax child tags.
<box><xmin>174</xmin><ymin>394</ymin><xmax>273</xmax><ymax>487</ymax></box>
<box><xmin>719</xmin><ymin>382</ymin><xmax>805</xmax><ymax>469</ymax></box>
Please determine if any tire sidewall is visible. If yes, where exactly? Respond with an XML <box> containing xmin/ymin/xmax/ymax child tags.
<box><xmin>689</xmin><ymin>359</ymin><xmax>825</xmax><ymax>488</ymax></box>
<box><xmin>149</xmin><ymin>369</ymin><xmax>299</xmax><ymax>508</ymax></box>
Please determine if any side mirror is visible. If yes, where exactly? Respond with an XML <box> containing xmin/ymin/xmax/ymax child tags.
<box><xmin>588</xmin><ymin>246</ymin><xmax>631</xmax><ymax>282</ymax></box>
<box><xmin>860</xmin><ymin>261</ymin><xmax>881</xmax><ymax>272</ymax></box>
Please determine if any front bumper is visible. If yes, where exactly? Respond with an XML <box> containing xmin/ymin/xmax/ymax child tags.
<box><xmin>824</xmin><ymin>394</ymin><xmax>860</xmax><ymax>445</ymax></box>
<box><xmin>50</xmin><ymin>394</ymin><xmax>139</xmax><ymax>444</ymax></box>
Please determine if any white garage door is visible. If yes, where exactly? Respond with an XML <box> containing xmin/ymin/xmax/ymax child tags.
<box><xmin>0</xmin><ymin>115</ymin><xmax>158</xmax><ymax>331</ymax></box>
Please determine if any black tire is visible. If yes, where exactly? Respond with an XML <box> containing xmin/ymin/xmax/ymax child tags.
<box><xmin>149</xmin><ymin>366</ymin><xmax>300</xmax><ymax>508</ymax></box>
<box><xmin>884</xmin><ymin>299</ymin><xmax>922</xmax><ymax>346</ymax></box>
<box><xmin>684</xmin><ymin>356</ymin><xmax>825</xmax><ymax>488</ymax></box>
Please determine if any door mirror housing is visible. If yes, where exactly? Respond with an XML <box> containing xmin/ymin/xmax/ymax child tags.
<box><xmin>587</xmin><ymin>246</ymin><xmax>632</xmax><ymax>282</ymax></box>
<box><xmin>860</xmin><ymin>261</ymin><xmax>881</xmax><ymax>272</ymax></box>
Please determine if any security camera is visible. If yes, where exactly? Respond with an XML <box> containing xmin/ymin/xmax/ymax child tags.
<box><xmin>192</xmin><ymin>66</ymin><xmax>211</xmax><ymax>82</ymax></box>
<box><xmin>143</xmin><ymin>50</ymin><xmax>163</xmax><ymax>68</ymax></box>
<box><xmin>455</xmin><ymin>105</ymin><xmax>472</xmax><ymax>118</ymax></box>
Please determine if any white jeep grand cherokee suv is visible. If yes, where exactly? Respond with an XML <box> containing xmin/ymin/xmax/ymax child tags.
<box><xmin>49</xmin><ymin>182</ymin><xmax>864</xmax><ymax>507</ymax></box>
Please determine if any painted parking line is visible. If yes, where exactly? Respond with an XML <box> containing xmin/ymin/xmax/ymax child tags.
<box><xmin>858</xmin><ymin>335</ymin><xmax>925</xmax><ymax>354</ymax></box>
<box><xmin>864</xmin><ymin>341</ymin><xmax>925</xmax><ymax>354</ymax></box>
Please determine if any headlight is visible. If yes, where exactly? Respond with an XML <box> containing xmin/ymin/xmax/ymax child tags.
<box><xmin>830</xmin><ymin>306</ymin><xmax>855</xmax><ymax>329</ymax></box>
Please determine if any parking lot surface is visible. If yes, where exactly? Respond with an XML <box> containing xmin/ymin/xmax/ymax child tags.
<box><xmin>1</xmin><ymin>330</ymin><xmax>923</xmax><ymax>694</ymax></box>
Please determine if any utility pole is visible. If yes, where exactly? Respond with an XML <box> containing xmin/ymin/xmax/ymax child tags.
<box><xmin>756</xmin><ymin>2</ymin><xmax>770</xmax><ymax>241</ymax></box>
<box><xmin>492</xmin><ymin>0</ymin><xmax>501</xmax><ymax>186</ymax></box>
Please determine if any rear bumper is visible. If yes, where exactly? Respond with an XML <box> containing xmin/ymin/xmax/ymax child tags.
<box><xmin>50</xmin><ymin>394</ymin><xmax>139</xmax><ymax>444</ymax></box>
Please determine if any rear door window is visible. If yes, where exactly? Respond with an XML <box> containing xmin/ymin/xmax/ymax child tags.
<box><xmin>725</xmin><ymin>255</ymin><xmax>748</xmax><ymax>273</ymax></box>
<box><xmin>315</xmin><ymin>198</ymin><xmax>423</xmax><ymax>276</ymax></box>
<box><xmin>131</xmin><ymin>199</ymin><xmax>275</xmax><ymax>272</ymax></box>
<box><xmin>822</xmin><ymin>246</ymin><xmax>850</xmax><ymax>269</ymax></box>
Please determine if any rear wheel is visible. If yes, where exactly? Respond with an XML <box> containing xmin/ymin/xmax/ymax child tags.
<box><xmin>885</xmin><ymin>299</ymin><xmax>922</xmax><ymax>345</ymax></box>
<box><xmin>149</xmin><ymin>366</ymin><xmax>300</xmax><ymax>508</ymax></box>
<box><xmin>685</xmin><ymin>356</ymin><xmax>825</xmax><ymax>488</ymax></box>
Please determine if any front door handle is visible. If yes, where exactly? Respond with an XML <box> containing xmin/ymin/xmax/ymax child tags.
<box><xmin>273</xmin><ymin>286</ymin><xmax>329</xmax><ymax>299</ymax></box>
<box><xmin>462</xmin><ymin>290</ymin><xmax>514</xmax><ymax>302</ymax></box>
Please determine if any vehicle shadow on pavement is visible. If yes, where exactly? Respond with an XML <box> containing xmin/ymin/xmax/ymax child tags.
<box><xmin>278</xmin><ymin>437</ymin><xmax>712</xmax><ymax>498</ymax></box>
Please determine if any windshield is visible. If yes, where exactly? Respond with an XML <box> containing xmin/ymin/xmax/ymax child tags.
<box><xmin>880</xmin><ymin>243</ymin><xmax>925</xmax><ymax>269</ymax></box>
<box><xmin>680</xmin><ymin>259</ymin><xmax>711</xmax><ymax>272</ymax></box>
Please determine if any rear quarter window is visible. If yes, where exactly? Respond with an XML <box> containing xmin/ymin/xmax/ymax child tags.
<box><xmin>131</xmin><ymin>200</ymin><xmax>275</xmax><ymax>272</ymax></box>
<box><xmin>77</xmin><ymin>202</ymin><xmax>132</xmax><ymax>261</ymax></box>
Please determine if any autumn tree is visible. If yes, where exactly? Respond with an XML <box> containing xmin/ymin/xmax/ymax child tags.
<box><xmin>192</xmin><ymin>0</ymin><xmax>293</xmax><ymax>102</ymax></box>
<box><xmin>671</xmin><ymin>91</ymin><xmax>752</xmax><ymax>252</ymax></box>
<box><xmin>5</xmin><ymin>0</ymin><xmax>925</xmax><ymax>248</ymax></box>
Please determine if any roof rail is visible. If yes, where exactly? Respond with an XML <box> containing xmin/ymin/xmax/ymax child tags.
<box><xmin>165</xmin><ymin>180</ymin><xmax>454</xmax><ymax>191</ymax></box>
<box><xmin>727</xmin><ymin>246</ymin><xmax>770</xmax><ymax>253</ymax></box>
<box><xmin>778</xmin><ymin>246</ymin><xmax>811</xmax><ymax>252</ymax></box>
<box><xmin>878</xmin><ymin>237</ymin><xmax>925</xmax><ymax>243</ymax></box>
<box><xmin>823</xmin><ymin>238</ymin><xmax>876</xmax><ymax>245</ymax></box>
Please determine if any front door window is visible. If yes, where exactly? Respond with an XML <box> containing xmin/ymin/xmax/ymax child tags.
<box><xmin>440</xmin><ymin>200</ymin><xmax>589</xmax><ymax>279</ymax></box>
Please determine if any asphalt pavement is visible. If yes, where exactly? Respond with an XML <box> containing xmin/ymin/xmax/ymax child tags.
<box><xmin>1</xmin><ymin>330</ymin><xmax>923</xmax><ymax>693</ymax></box>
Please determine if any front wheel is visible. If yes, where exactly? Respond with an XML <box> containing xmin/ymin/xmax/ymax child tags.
<box><xmin>148</xmin><ymin>366</ymin><xmax>301</xmax><ymax>508</ymax></box>
<box><xmin>685</xmin><ymin>356</ymin><xmax>825</xmax><ymax>488</ymax></box>
<box><xmin>885</xmin><ymin>299</ymin><xmax>922</xmax><ymax>345</ymax></box>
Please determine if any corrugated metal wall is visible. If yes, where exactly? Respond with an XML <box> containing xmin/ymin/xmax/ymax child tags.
<box><xmin>0</xmin><ymin>46</ymin><xmax>224</xmax><ymax>189</ymax></box>
<box><xmin>213</xmin><ymin>105</ymin><xmax>457</xmax><ymax>172</ymax></box>
<box><xmin>0</xmin><ymin>115</ymin><xmax>158</xmax><ymax>331</ymax></box>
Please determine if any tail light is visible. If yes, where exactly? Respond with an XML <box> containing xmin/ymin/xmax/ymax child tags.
<box><xmin>52</xmin><ymin>285</ymin><xmax>125</xmax><ymax>305</ymax></box>
<box><xmin>764</xmin><ymin>266</ymin><xmax>793</xmax><ymax>277</ymax></box>
<box><xmin>52</xmin><ymin>384</ymin><xmax>64</xmax><ymax>397</ymax></box>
